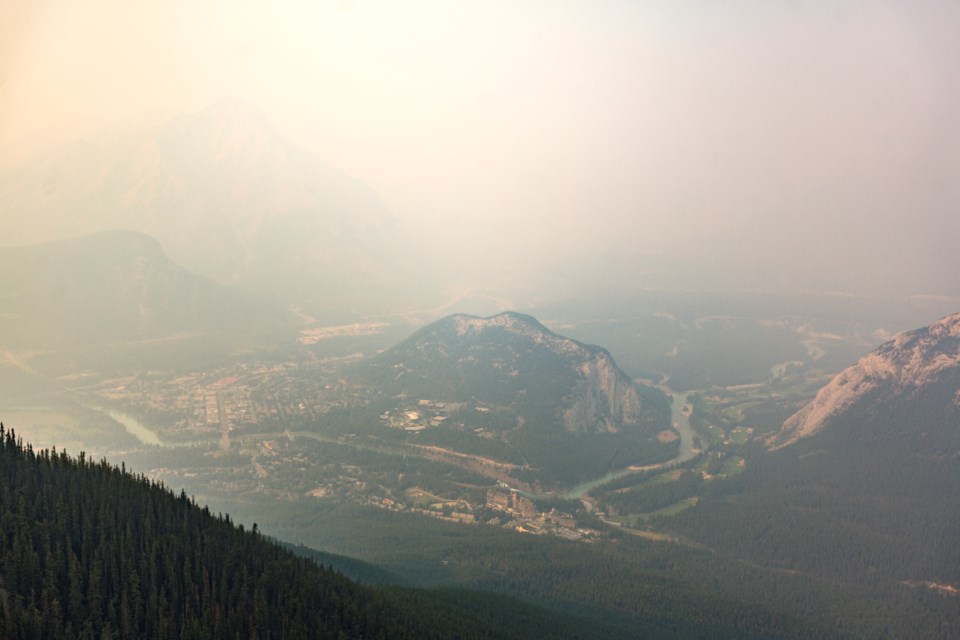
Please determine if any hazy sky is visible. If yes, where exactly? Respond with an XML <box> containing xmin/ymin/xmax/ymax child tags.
<box><xmin>2</xmin><ymin>0</ymin><xmax>959</xmax><ymax>294</ymax></box>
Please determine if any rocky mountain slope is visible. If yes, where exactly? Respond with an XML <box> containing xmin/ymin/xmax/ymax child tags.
<box><xmin>770</xmin><ymin>311</ymin><xmax>960</xmax><ymax>449</ymax></box>
<box><xmin>664</xmin><ymin>313</ymin><xmax>960</xmax><ymax>627</ymax></box>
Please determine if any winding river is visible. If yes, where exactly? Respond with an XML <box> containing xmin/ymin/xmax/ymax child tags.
<box><xmin>521</xmin><ymin>384</ymin><xmax>702</xmax><ymax>500</ymax></box>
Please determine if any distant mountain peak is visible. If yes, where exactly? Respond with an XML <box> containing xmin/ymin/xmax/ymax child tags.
<box><xmin>168</xmin><ymin>98</ymin><xmax>280</xmax><ymax>159</ymax></box>
<box><xmin>200</xmin><ymin>96</ymin><xmax>269</xmax><ymax>120</ymax></box>
<box><xmin>0</xmin><ymin>231</ymin><xmax>287</xmax><ymax>348</ymax></box>
<box><xmin>450</xmin><ymin>310</ymin><xmax>539</xmax><ymax>330</ymax></box>
<box><xmin>771</xmin><ymin>312</ymin><xmax>960</xmax><ymax>449</ymax></box>
<box><xmin>0</xmin><ymin>99</ymin><xmax>402</xmax><ymax>311</ymax></box>
<box><xmin>179</xmin><ymin>97</ymin><xmax>276</xmax><ymax>132</ymax></box>
<box><xmin>928</xmin><ymin>311</ymin><xmax>960</xmax><ymax>338</ymax></box>
<box><xmin>447</xmin><ymin>311</ymin><xmax>573</xmax><ymax>344</ymax></box>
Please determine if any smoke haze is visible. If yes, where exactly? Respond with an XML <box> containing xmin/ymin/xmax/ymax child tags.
<box><xmin>2</xmin><ymin>0</ymin><xmax>958</xmax><ymax>299</ymax></box>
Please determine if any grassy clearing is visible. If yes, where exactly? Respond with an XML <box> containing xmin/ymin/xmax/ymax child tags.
<box><xmin>638</xmin><ymin>497</ymin><xmax>700</xmax><ymax>520</ymax></box>
<box><xmin>767</xmin><ymin>372</ymin><xmax>833</xmax><ymax>397</ymax></box>
<box><xmin>729</xmin><ymin>427</ymin><xmax>751</xmax><ymax>444</ymax></box>
<box><xmin>704</xmin><ymin>424</ymin><xmax>725</xmax><ymax>445</ymax></box>
<box><xmin>606</xmin><ymin>513</ymin><xmax>641</xmax><ymax>527</ymax></box>
<box><xmin>621</xmin><ymin>528</ymin><xmax>676</xmax><ymax>542</ymax></box>
<box><xmin>720</xmin><ymin>456</ymin><xmax>745</xmax><ymax>476</ymax></box>
<box><xmin>405</xmin><ymin>488</ymin><xmax>441</xmax><ymax>507</ymax></box>
<box><xmin>647</xmin><ymin>469</ymin><xmax>683</xmax><ymax>485</ymax></box>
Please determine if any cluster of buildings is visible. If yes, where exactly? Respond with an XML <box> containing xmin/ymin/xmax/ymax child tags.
<box><xmin>380</xmin><ymin>399</ymin><xmax>452</xmax><ymax>432</ymax></box>
<box><xmin>485</xmin><ymin>489</ymin><xmax>597</xmax><ymax>541</ymax></box>
<box><xmin>83</xmin><ymin>360</ymin><xmax>612</xmax><ymax>544</ymax></box>
<box><xmin>85</xmin><ymin>357</ymin><xmax>371</xmax><ymax>444</ymax></box>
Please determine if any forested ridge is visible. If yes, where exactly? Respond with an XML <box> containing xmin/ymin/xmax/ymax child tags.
<box><xmin>0</xmin><ymin>423</ymin><xmax>601</xmax><ymax>640</ymax></box>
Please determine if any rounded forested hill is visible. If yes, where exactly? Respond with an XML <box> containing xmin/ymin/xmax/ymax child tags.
<box><xmin>359</xmin><ymin>312</ymin><xmax>670</xmax><ymax>431</ymax></box>
<box><xmin>352</xmin><ymin>311</ymin><xmax>673</xmax><ymax>486</ymax></box>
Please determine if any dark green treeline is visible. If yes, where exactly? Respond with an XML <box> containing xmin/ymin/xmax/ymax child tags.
<box><xmin>0</xmin><ymin>424</ymin><xmax>598</xmax><ymax>640</ymax></box>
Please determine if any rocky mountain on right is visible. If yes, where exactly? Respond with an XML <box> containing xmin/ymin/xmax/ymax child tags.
<box><xmin>769</xmin><ymin>311</ymin><xmax>960</xmax><ymax>452</ymax></box>
<box><xmin>668</xmin><ymin>312</ymin><xmax>960</xmax><ymax>602</ymax></box>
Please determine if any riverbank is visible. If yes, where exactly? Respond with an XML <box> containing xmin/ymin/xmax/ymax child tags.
<box><xmin>514</xmin><ymin>384</ymin><xmax>704</xmax><ymax>501</ymax></box>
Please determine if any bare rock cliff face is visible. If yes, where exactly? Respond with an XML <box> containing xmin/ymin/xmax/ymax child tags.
<box><xmin>771</xmin><ymin>311</ymin><xmax>960</xmax><ymax>449</ymax></box>
<box><xmin>562</xmin><ymin>353</ymin><xmax>646</xmax><ymax>433</ymax></box>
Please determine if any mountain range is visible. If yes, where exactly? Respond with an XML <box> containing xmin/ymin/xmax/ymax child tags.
<box><xmin>0</xmin><ymin>100</ymin><xmax>411</xmax><ymax>315</ymax></box>
<box><xmin>0</xmin><ymin>229</ymin><xmax>290</xmax><ymax>349</ymax></box>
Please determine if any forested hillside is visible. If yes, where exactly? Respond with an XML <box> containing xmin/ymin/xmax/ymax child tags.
<box><xmin>0</xmin><ymin>424</ymin><xmax>601</xmax><ymax>640</ymax></box>
<box><xmin>353</xmin><ymin>311</ymin><xmax>672</xmax><ymax>486</ymax></box>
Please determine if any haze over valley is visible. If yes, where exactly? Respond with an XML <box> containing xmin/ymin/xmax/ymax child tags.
<box><xmin>2</xmin><ymin>2</ymin><xmax>960</xmax><ymax>638</ymax></box>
